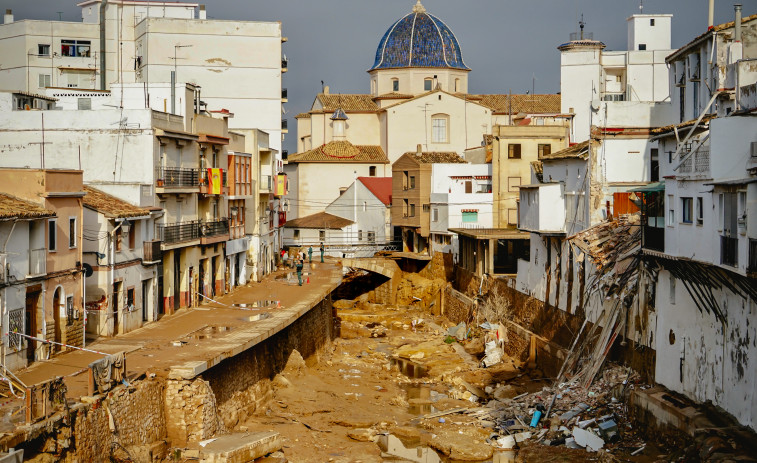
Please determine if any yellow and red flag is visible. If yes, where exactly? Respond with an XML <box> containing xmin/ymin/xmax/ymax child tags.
<box><xmin>208</xmin><ymin>168</ymin><xmax>222</xmax><ymax>194</ymax></box>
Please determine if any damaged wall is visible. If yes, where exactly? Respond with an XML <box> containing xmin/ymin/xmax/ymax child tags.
<box><xmin>655</xmin><ymin>269</ymin><xmax>757</xmax><ymax>430</ymax></box>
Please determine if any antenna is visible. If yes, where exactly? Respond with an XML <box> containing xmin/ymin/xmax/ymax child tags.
<box><xmin>639</xmin><ymin>0</ymin><xmax>644</xmax><ymax>13</ymax></box>
<box><xmin>579</xmin><ymin>14</ymin><xmax>585</xmax><ymax>40</ymax></box>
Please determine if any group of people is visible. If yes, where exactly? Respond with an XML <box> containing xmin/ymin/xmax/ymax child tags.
<box><xmin>280</xmin><ymin>243</ymin><xmax>325</xmax><ymax>286</ymax></box>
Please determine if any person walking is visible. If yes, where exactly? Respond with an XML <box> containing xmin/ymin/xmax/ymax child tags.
<box><xmin>296</xmin><ymin>258</ymin><xmax>303</xmax><ymax>286</ymax></box>
<box><xmin>320</xmin><ymin>242</ymin><xmax>325</xmax><ymax>263</ymax></box>
<box><xmin>308</xmin><ymin>246</ymin><xmax>313</xmax><ymax>263</ymax></box>
<box><xmin>282</xmin><ymin>250</ymin><xmax>289</xmax><ymax>269</ymax></box>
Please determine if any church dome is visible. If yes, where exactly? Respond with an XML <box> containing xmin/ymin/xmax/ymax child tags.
<box><xmin>370</xmin><ymin>1</ymin><xmax>469</xmax><ymax>71</ymax></box>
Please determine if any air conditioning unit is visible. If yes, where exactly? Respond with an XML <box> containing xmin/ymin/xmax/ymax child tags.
<box><xmin>751</xmin><ymin>141</ymin><xmax>757</xmax><ymax>158</ymax></box>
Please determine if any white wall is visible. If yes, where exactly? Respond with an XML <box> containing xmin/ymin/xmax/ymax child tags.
<box><xmin>327</xmin><ymin>180</ymin><xmax>390</xmax><ymax>244</ymax></box>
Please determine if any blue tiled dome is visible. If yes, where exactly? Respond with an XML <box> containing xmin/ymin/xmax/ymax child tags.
<box><xmin>370</xmin><ymin>1</ymin><xmax>468</xmax><ymax>71</ymax></box>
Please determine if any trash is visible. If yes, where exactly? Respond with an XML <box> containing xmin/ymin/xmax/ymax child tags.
<box><xmin>597</xmin><ymin>419</ymin><xmax>619</xmax><ymax>443</ymax></box>
<box><xmin>560</xmin><ymin>403</ymin><xmax>590</xmax><ymax>422</ymax></box>
<box><xmin>447</xmin><ymin>322</ymin><xmax>467</xmax><ymax>341</ymax></box>
<box><xmin>199</xmin><ymin>438</ymin><xmax>217</xmax><ymax>447</ymax></box>
<box><xmin>482</xmin><ymin>340</ymin><xmax>502</xmax><ymax>367</ymax></box>
<box><xmin>630</xmin><ymin>445</ymin><xmax>646</xmax><ymax>456</ymax></box>
<box><xmin>577</xmin><ymin>418</ymin><xmax>595</xmax><ymax>429</ymax></box>
<box><xmin>480</xmin><ymin>321</ymin><xmax>496</xmax><ymax>330</ymax></box>
<box><xmin>571</xmin><ymin>427</ymin><xmax>605</xmax><ymax>452</ymax></box>
<box><xmin>565</xmin><ymin>437</ymin><xmax>581</xmax><ymax>449</ymax></box>
<box><xmin>496</xmin><ymin>432</ymin><xmax>531</xmax><ymax>449</ymax></box>
<box><xmin>530</xmin><ymin>404</ymin><xmax>544</xmax><ymax>427</ymax></box>
<box><xmin>438</xmin><ymin>418</ymin><xmax>446</xmax><ymax>423</ymax></box>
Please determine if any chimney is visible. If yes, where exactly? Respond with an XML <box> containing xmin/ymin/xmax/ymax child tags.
<box><xmin>416</xmin><ymin>144</ymin><xmax>423</xmax><ymax>154</ymax></box>
<box><xmin>4</xmin><ymin>9</ymin><xmax>13</xmax><ymax>24</ymax></box>
<box><xmin>734</xmin><ymin>4</ymin><xmax>742</xmax><ymax>42</ymax></box>
<box><xmin>198</xmin><ymin>5</ymin><xmax>206</xmax><ymax>20</ymax></box>
<box><xmin>323</xmin><ymin>85</ymin><xmax>330</xmax><ymax>95</ymax></box>
<box><xmin>708</xmin><ymin>0</ymin><xmax>715</xmax><ymax>30</ymax></box>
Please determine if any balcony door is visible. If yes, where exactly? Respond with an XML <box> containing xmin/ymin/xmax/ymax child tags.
<box><xmin>721</xmin><ymin>193</ymin><xmax>738</xmax><ymax>267</ymax></box>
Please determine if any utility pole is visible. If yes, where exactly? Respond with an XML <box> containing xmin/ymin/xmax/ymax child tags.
<box><xmin>170</xmin><ymin>44</ymin><xmax>192</xmax><ymax>114</ymax></box>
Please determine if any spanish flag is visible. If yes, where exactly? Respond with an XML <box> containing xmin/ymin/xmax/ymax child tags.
<box><xmin>208</xmin><ymin>168</ymin><xmax>222</xmax><ymax>195</ymax></box>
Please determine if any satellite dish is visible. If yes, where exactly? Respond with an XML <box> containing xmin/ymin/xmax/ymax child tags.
<box><xmin>590</xmin><ymin>100</ymin><xmax>600</xmax><ymax>111</ymax></box>
<box><xmin>83</xmin><ymin>263</ymin><xmax>94</xmax><ymax>278</ymax></box>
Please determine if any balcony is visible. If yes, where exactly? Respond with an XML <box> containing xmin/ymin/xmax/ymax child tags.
<box><xmin>158</xmin><ymin>221</ymin><xmax>201</xmax><ymax>245</ymax></box>
<box><xmin>156</xmin><ymin>167</ymin><xmax>199</xmax><ymax>191</ymax></box>
<box><xmin>518</xmin><ymin>183</ymin><xmax>566</xmax><ymax>234</ymax></box>
<box><xmin>199</xmin><ymin>218</ymin><xmax>230</xmax><ymax>245</ymax></box>
<box><xmin>28</xmin><ymin>248</ymin><xmax>46</xmax><ymax>276</ymax></box>
<box><xmin>143</xmin><ymin>240</ymin><xmax>162</xmax><ymax>264</ymax></box>
<box><xmin>678</xmin><ymin>149</ymin><xmax>710</xmax><ymax>175</ymax></box>
<box><xmin>260</xmin><ymin>174</ymin><xmax>272</xmax><ymax>193</ymax></box>
<box><xmin>282</xmin><ymin>88</ymin><xmax>288</xmax><ymax>102</ymax></box>
<box><xmin>721</xmin><ymin>235</ymin><xmax>738</xmax><ymax>268</ymax></box>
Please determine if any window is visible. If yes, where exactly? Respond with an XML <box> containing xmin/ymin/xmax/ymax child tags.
<box><xmin>422</xmin><ymin>204</ymin><xmax>430</xmax><ymax>212</ymax></box>
<box><xmin>403</xmin><ymin>171</ymin><xmax>409</xmax><ymax>190</ymax></box>
<box><xmin>681</xmin><ymin>197</ymin><xmax>693</xmax><ymax>223</ymax></box>
<box><xmin>508</xmin><ymin>177</ymin><xmax>521</xmax><ymax>192</ymax></box>
<box><xmin>668</xmin><ymin>195</ymin><xmax>675</xmax><ymax>226</ymax></box>
<box><xmin>508</xmin><ymin>144</ymin><xmax>522</xmax><ymax>159</ymax></box>
<box><xmin>651</xmin><ymin>148</ymin><xmax>659</xmax><ymax>182</ymax></box>
<box><xmin>66</xmin><ymin>296</ymin><xmax>74</xmax><ymax>325</ymax></box>
<box><xmin>367</xmin><ymin>231</ymin><xmax>375</xmax><ymax>243</ymax></box>
<box><xmin>465</xmin><ymin>181</ymin><xmax>472</xmax><ymax>194</ymax></box>
<box><xmin>78</xmin><ymin>98</ymin><xmax>91</xmax><ymax>110</ymax></box>
<box><xmin>431</xmin><ymin>115</ymin><xmax>448</xmax><ymax>143</ymax></box>
<box><xmin>462</xmin><ymin>211</ymin><xmax>478</xmax><ymax>222</ymax></box>
<box><xmin>127</xmin><ymin>288</ymin><xmax>135</xmax><ymax>311</ymax></box>
<box><xmin>61</xmin><ymin>39</ymin><xmax>91</xmax><ymax>57</ymax></box>
<box><xmin>293</xmin><ymin>229</ymin><xmax>300</xmax><ymax>240</ymax></box>
<box><xmin>409</xmin><ymin>204</ymin><xmax>416</xmax><ymax>217</ymax></box>
<box><xmin>115</xmin><ymin>228</ymin><xmax>122</xmax><ymax>252</ymax></box>
<box><xmin>650</xmin><ymin>18</ymin><xmax>655</xmax><ymax>26</ymax></box>
<box><xmin>38</xmin><ymin>74</ymin><xmax>51</xmax><ymax>88</ymax></box>
<box><xmin>392</xmin><ymin>78</ymin><xmax>399</xmax><ymax>92</ymax></box>
<box><xmin>358</xmin><ymin>230</ymin><xmax>363</xmax><ymax>241</ymax></box>
<box><xmin>696</xmin><ymin>197</ymin><xmax>703</xmax><ymax>225</ymax></box>
<box><xmin>424</xmin><ymin>78</ymin><xmax>433</xmax><ymax>91</ymax></box>
<box><xmin>508</xmin><ymin>209</ymin><xmax>518</xmax><ymax>225</ymax></box>
<box><xmin>638</xmin><ymin>44</ymin><xmax>647</xmax><ymax>51</ymax></box>
<box><xmin>48</xmin><ymin>219</ymin><xmax>57</xmax><ymax>252</ymax></box>
<box><xmin>409</xmin><ymin>176</ymin><xmax>416</xmax><ymax>189</ymax></box>
<box><xmin>319</xmin><ymin>230</ymin><xmax>325</xmax><ymax>241</ymax></box>
<box><xmin>38</xmin><ymin>44</ymin><xmax>50</xmax><ymax>56</ymax></box>
<box><xmin>69</xmin><ymin>217</ymin><xmax>77</xmax><ymax>248</ymax></box>
<box><xmin>455</xmin><ymin>78</ymin><xmax>461</xmax><ymax>92</ymax></box>
<box><xmin>433</xmin><ymin>208</ymin><xmax>439</xmax><ymax>222</ymax></box>
<box><xmin>129</xmin><ymin>224</ymin><xmax>136</xmax><ymax>249</ymax></box>
<box><xmin>369</xmin><ymin>166</ymin><xmax>376</xmax><ymax>177</ymax></box>
<box><xmin>538</xmin><ymin>144</ymin><xmax>551</xmax><ymax>158</ymax></box>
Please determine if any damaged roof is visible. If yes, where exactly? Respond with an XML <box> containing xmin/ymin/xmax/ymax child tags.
<box><xmin>541</xmin><ymin>140</ymin><xmax>591</xmax><ymax>160</ymax></box>
<box><xmin>283</xmin><ymin>211</ymin><xmax>354</xmax><ymax>230</ymax></box>
<box><xmin>651</xmin><ymin>114</ymin><xmax>716</xmax><ymax>136</ymax></box>
<box><xmin>83</xmin><ymin>186</ymin><xmax>151</xmax><ymax>219</ymax></box>
<box><xmin>405</xmin><ymin>151</ymin><xmax>466</xmax><ymax>164</ymax></box>
<box><xmin>667</xmin><ymin>13</ymin><xmax>757</xmax><ymax>62</ymax></box>
<box><xmin>0</xmin><ymin>193</ymin><xmax>55</xmax><ymax>220</ymax></box>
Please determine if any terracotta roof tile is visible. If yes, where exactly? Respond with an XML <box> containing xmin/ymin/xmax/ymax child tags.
<box><xmin>651</xmin><ymin>114</ymin><xmax>716</xmax><ymax>136</ymax></box>
<box><xmin>288</xmin><ymin>141</ymin><xmax>388</xmax><ymax>163</ymax></box>
<box><xmin>283</xmin><ymin>211</ymin><xmax>354</xmax><ymax>230</ymax></box>
<box><xmin>317</xmin><ymin>94</ymin><xmax>379</xmax><ymax>112</ymax></box>
<box><xmin>404</xmin><ymin>151</ymin><xmax>466</xmax><ymax>164</ymax></box>
<box><xmin>83</xmin><ymin>186</ymin><xmax>151</xmax><ymax>219</ymax></box>
<box><xmin>373</xmin><ymin>92</ymin><xmax>414</xmax><ymax>100</ymax></box>
<box><xmin>473</xmin><ymin>94</ymin><xmax>561</xmax><ymax>114</ymax></box>
<box><xmin>294</xmin><ymin>113</ymin><xmax>311</xmax><ymax>119</ymax></box>
<box><xmin>358</xmin><ymin>177</ymin><xmax>392</xmax><ymax>206</ymax></box>
<box><xmin>541</xmin><ymin>140</ymin><xmax>591</xmax><ymax>160</ymax></box>
<box><xmin>0</xmin><ymin>193</ymin><xmax>54</xmax><ymax>220</ymax></box>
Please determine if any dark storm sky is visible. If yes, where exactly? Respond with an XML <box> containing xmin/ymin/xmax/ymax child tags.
<box><xmin>3</xmin><ymin>0</ymin><xmax>756</xmax><ymax>153</ymax></box>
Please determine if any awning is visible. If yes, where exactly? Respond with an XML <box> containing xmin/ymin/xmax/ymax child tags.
<box><xmin>703</xmin><ymin>177</ymin><xmax>757</xmax><ymax>186</ymax></box>
<box><xmin>630</xmin><ymin>182</ymin><xmax>665</xmax><ymax>193</ymax></box>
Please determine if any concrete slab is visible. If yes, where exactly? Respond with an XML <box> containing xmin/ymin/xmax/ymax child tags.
<box><xmin>199</xmin><ymin>432</ymin><xmax>281</xmax><ymax>463</ymax></box>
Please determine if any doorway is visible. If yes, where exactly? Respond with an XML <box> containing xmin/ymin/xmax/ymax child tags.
<box><xmin>25</xmin><ymin>289</ymin><xmax>40</xmax><ymax>363</ymax></box>
<box><xmin>173</xmin><ymin>250</ymin><xmax>181</xmax><ymax>311</ymax></box>
<box><xmin>211</xmin><ymin>256</ymin><xmax>218</xmax><ymax>297</ymax></box>
<box><xmin>188</xmin><ymin>266</ymin><xmax>194</xmax><ymax>307</ymax></box>
<box><xmin>198</xmin><ymin>259</ymin><xmax>206</xmax><ymax>303</ymax></box>
<box><xmin>52</xmin><ymin>287</ymin><xmax>62</xmax><ymax>352</ymax></box>
<box><xmin>142</xmin><ymin>280</ymin><xmax>149</xmax><ymax>322</ymax></box>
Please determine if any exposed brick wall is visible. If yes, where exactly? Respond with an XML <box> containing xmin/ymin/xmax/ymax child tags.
<box><xmin>443</xmin><ymin>286</ymin><xmax>474</xmax><ymax>324</ymax></box>
<box><xmin>418</xmin><ymin>252</ymin><xmax>455</xmax><ymax>282</ymax></box>
<box><xmin>164</xmin><ymin>378</ymin><xmax>224</xmax><ymax>446</ymax></box>
<box><xmin>64</xmin><ymin>319</ymin><xmax>84</xmax><ymax>349</ymax></box>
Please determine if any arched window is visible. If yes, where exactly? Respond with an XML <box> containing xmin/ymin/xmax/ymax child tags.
<box><xmin>391</xmin><ymin>78</ymin><xmax>399</xmax><ymax>92</ymax></box>
<box><xmin>431</xmin><ymin>113</ymin><xmax>449</xmax><ymax>143</ymax></box>
<box><xmin>454</xmin><ymin>78</ymin><xmax>461</xmax><ymax>92</ymax></box>
<box><xmin>424</xmin><ymin>78</ymin><xmax>433</xmax><ymax>91</ymax></box>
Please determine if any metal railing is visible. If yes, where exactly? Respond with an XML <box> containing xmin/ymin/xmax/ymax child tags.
<box><xmin>158</xmin><ymin>221</ymin><xmax>201</xmax><ymax>244</ymax></box>
<box><xmin>29</xmin><ymin>248</ymin><xmax>46</xmax><ymax>275</ymax></box>
<box><xmin>157</xmin><ymin>167</ymin><xmax>199</xmax><ymax>188</ymax></box>
<box><xmin>694</xmin><ymin>148</ymin><xmax>710</xmax><ymax>173</ymax></box>
<box><xmin>721</xmin><ymin>235</ymin><xmax>738</xmax><ymax>267</ymax></box>
<box><xmin>200</xmin><ymin>219</ymin><xmax>229</xmax><ymax>238</ymax></box>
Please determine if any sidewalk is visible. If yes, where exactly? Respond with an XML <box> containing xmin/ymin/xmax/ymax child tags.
<box><xmin>14</xmin><ymin>261</ymin><xmax>343</xmax><ymax>398</ymax></box>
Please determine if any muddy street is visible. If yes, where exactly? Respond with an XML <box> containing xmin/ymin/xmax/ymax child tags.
<box><xmin>236</xmin><ymin>268</ymin><xmax>668</xmax><ymax>463</ymax></box>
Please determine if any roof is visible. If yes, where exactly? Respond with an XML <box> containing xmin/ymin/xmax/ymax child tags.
<box><xmin>530</xmin><ymin>161</ymin><xmax>543</xmax><ymax>175</ymax></box>
<box><xmin>288</xmin><ymin>141</ymin><xmax>388</xmax><ymax>164</ymax></box>
<box><xmin>0</xmin><ymin>194</ymin><xmax>54</xmax><ymax>220</ymax></box>
<box><xmin>373</xmin><ymin>92</ymin><xmax>414</xmax><ymax>100</ymax></box>
<box><xmin>630</xmin><ymin>182</ymin><xmax>665</xmax><ymax>193</ymax></box>
<box><xmin>294</xmin><ymin>113</ymin><xmax>311</xmax><ymax>119</ymax></box>
<box><xmin>651</xmin><ymin>114</ymin><xmax>716</xmax><ymax>136</ymax></box>
<box><xmin>11</xmin><ymin>91</ymin><xmax>58</xmax><ymax>102</ymax></box>
<box><xmin>331</xmin><ymin>108</ymin><xmax>348</xmax><ymax>121</ymax></box>
<box><xmin>541</xmin><ymin>140</ymin><xmax>591</xmax><ymax>160</ymax></box>
<box><xmin>557</xmin><ymin>40</ymin><xmax>606</xmax><ymax>52</ymax></box>
<box><xmin>667</xmin><ymin>13</ymin><xmax>757</xmax><ymax>62</ymax></box>
<box><xmin>358</xmin><ymin>177</ymin><xmax>392</xmax><ymax>206</ymax></box>
<box><xmin>284</xmin><ymin>211</ymin><xmax>354</xmax><ymax>230</ymax></box>
<box><xmin>82</xmin><ymin>186</ymin><xmax>151</xmax><ymax>219</ymax></box>
<box><xmin>404</xmin><ymin>151</ymin><xmax>466</xmax><ymax>164</ymax></box>
<box><xmin>473</xmin><ymin>94</ymin><xmax>561</xmax><ymax>115</ymax></box>
<box><xmin>317</xmin><ymin>94</ymin><xmax>379</xmax><ymax>113</ymax></box>
<box><xmin>370</xmin><ymin>1</ymin><xmax>469</xmax><ymax>72</ymax></box>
